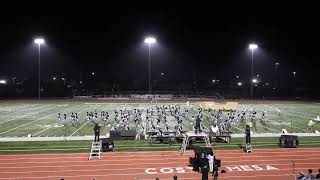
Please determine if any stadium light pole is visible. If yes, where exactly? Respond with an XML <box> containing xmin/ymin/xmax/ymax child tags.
<box><xmin>275</xmin><ymin>62</ymin><xmax>280</xmax><ymax>93</ymax></box>
<box><xmin>34</xmin><ymin>38</ymin><xmax>45</xmax><ymax>100</ymax></box>
<box><xmin>249</xmin><ymin>43</ymin><xmax>258</xmax><ymax>98</ymax></box>
<box><xmin>144</xmin><ymin>37</ymin><xmax>156</xmax><ymax>94</ymax></box>
<box><xmin>275</xmin><ymin>62</ymin><xmax>280</xmax><ymax>72</ymax></box>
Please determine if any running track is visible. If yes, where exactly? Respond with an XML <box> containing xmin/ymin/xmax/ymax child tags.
<box><xmin>0</xmin><ymin>148</ymin><xmax>320</xmax><ymax>180</ymax></box>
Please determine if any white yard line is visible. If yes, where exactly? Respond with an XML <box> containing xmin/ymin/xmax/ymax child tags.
<box><xmin>264</xmin><ymin>105</ymin><xmax>281</xmax><ymax>113</ymax></box>
<box><xmin>0</xmin><ymin>105</ymin><xmax>54</xmax><ymax>125</ymax></box>
<box><xmin>69</xmin><ymin>122</ymin><xmax>89</xmax><ymax>136</ymax></box>
<box><xmin>34</xmin><ymin>105</ymin><xmax>88</xmax><ymax>137</ymax></box>
<box><xmin>264</xmin><ymin>105</ymin><xmax>313</xmax><ymax>133</ymax></box>
<box><xmin>0</xmin><ymin>104</ymin><xmax>81</xmax><ymax>135</ymax></box>
<box><xmin>0</xmin><ymin>104</ymin><xmax>41</xmax><ymax>116</ymax></box>
<box><xmin>67</xmin><ymin>103</ymin><xmax>112</xmax><ymax>137</ymax></box>
<box><xmin>267</xmin><ymin>119</ymin><xmax>310</xmax><ymax>133</ymax></box>
<box><xmin>32</xmin><ymin>123</ymin><xmax>59</xmax><ymax>136</ymax></box>
<box><xmin>255</xmin><ymin>124</ymin><xmax>280</xmax><ymax>133</ymax></box>
<box><xmin>167</xmin><ymin>116</ymin><xmax>176</xmax><ymax>130</ymax></box>
<box><xmin>233</xmin><ymin>126</ymin><xmax>245</xmax><ymax>133</ymax></box>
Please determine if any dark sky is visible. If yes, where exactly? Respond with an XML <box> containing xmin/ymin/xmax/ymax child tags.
<box><xmin>0</xmin><ymin>3</ymin><xmax>319</xmax><ymax>86</ymax></box>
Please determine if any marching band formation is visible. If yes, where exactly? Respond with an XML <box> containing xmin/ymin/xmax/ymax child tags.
<box><xmin>57</xmin><ymin>104</ymin><xmax>269</xmax><ymax>136</ymax></box>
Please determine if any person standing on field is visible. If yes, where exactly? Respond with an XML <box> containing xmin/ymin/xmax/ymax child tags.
<box><xmin>207</xmin><ymin>153</ymin><xmax>214</xmax><ymax>173</ymax></box>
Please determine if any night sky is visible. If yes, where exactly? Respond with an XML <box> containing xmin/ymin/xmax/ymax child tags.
<box><xmin>0</xmin><ymin>3</ymin><xmax>319</xmax><ymax>87</ymax></box>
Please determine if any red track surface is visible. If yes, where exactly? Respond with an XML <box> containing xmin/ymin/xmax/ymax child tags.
<box><xmin>0</xmin><ymin>148</ymin><xmax>320</xmax><ymax>180</ymax></box>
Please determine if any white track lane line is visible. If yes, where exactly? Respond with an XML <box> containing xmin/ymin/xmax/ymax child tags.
<box><xmin>1</xmin><ymin>161</ymin><xmax>319</xmax><ymax>170</ymax></box>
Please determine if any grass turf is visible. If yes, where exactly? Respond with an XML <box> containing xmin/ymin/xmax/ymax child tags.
<box><xmin>0</xmin><ymin>101</ymin><xmax>320</xmax><ymax>138</ymax></box>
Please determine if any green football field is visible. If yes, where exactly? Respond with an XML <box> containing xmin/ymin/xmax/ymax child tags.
<box><xmin>0</xmin><ymin>100</ymin><xmax>319</xmax><ymax>138</ymax></box>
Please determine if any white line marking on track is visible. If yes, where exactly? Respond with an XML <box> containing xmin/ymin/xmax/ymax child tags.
<box><xmin>1</xmin><ymin>155</ymin><xmax>320</xmax><ymax>165</ymax></box>
<box><xmin>1</xmin><ymin>161</ymin><xmax>320</xmax><ymax>170</ymax></box>
<box><xmin>0</xmin><ymin>170</ymin><xmax>306</xmax><ymax>180</ymax></box>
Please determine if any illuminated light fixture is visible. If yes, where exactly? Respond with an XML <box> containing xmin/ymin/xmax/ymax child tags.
<box><xmin>34</xmin><ymin>38</ymin><xmax>45</xmax><ymax>45</ymax></box>
<box><xmin>249</xmin><ymin>44</ymin><xmax>258</xmax><ymax>50</ymax></box>
<box><xmin>0</xmin><ymin>80</ymin><xmax>6</xmax><ymax>84</ymax></box>
<box><xmin>252</xmin><ymin>78</ymin><xmax>258</xmax><ymax>83</ymax></box>
<box><xmin>144</xmin><ymin>37</ymin><xmax>156</xmax><ymax>44</ymax></box>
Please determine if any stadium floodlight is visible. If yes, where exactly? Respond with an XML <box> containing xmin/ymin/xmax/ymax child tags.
<box><xmin>237</xmin><ymin>82</ymin><xmax>242</xmax><ymax>86</ymax></box>
<box><xmin>144</xmin><ymin>37</ymin><xmax>156</xmax><ymax>44</ymax></box>
<box><xmin>249</xmin><ymin>44</ymin><xmax>258</xmax><ymax>50</ymax></box>
<box><xmin>144</xmin><ymin>36</ymin><xmax>157</xmax><ymax>93</ymax></box>
<box><xmin>248</xmin><ymin>43</ymin><xmax>258</xmax><ymax>97</ymax></box>
<box><xmin>252</xmin><ymin>78</ymin><xmax>258</xmax><ymax>83</ymax></box>
<box><xmin>34</xmin><ymin>38</ymin><xmax>45</xmax><ymax>45</ymax></box>
<box><xmin>34</xmin><ymin>38</ymin><xmax>45</xmax><ymax>101</ymax></box>
<box><xmin>61</xmin><ymin>77</ymin><xmax>66</xmax><ymax>85</ymax></box>
<box><xmin>0</xmin><ymin>80</ymin><xmax>6</xmax><ymax>84</ymax></box>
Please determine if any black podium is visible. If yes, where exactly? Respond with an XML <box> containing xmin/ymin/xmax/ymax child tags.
<box><xmin>189</xmin><ymin>147</ymin><xmax>221</xmax><ymax>172</ymax></box>
<box><xmin>100</xmin><ymin>138</ymin><xmax>114</xmax><ymax>152</ymax></box>
<box><xmin>279</xmin><ymin>135</ymin><xmax>298</xmax><ymax>148</ymax></box>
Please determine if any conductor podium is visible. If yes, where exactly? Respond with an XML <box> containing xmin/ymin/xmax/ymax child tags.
<box><xmin>180</xmin><ymin>131</ymin><xmax>211</xmax><ymax>154</ymax></box>
<box><xmin>191</xmin><ymin>147</ymin><xmax>213</xmax><ymax>171</ymax></box>
<box><xmin>189</xmin><ymin>147</ymin><xmax>221</xmax><ymax>172</ymax></box>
